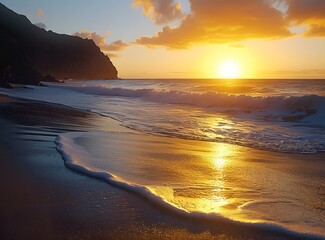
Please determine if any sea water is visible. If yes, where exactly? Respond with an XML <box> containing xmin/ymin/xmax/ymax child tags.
<box><xmin>1</xmin><ymin>79</ymin><xmax>325</xmax><ymax>237</ymax></box>
<box><xmin>2</xmin><ymin>79</ymin><xmax>325</xmax><ymax>153</ymax></box>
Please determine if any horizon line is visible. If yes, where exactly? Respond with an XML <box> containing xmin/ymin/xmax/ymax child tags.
<box><xmin>120</xmin><ymin>77</ymin><xmax>325</xmax><ymax>80</ymax></box>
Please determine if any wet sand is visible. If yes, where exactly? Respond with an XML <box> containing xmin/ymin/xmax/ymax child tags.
<box><xmin>0</xmin><ymin>95</ymin><xmax>322</xmax><ymax>240</ymax></box>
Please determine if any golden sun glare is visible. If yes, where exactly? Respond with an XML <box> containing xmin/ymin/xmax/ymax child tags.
<box><xmin>217</xmin><ymin>60</ymin><xmax>241</xmax><ymax>79</ymax></box>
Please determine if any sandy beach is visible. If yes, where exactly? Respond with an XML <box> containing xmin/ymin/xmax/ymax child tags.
<box><xmin>0</xmin><ymin>95</ymin><xmax>323</xmax><ymax>240</ymax></box>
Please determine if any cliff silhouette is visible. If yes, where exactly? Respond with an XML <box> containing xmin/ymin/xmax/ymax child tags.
<box><xmin>0</xmin><ymin>3</ymin><xmax>118</xmax><ymax>87</ymax></box>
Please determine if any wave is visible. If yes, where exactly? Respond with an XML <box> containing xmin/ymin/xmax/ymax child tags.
<box><xmin>72</xmin><ymin>85</ymin><xmax>325</xmax><ymax>119</ymax></box>
<box><xmin>1</xmin><ymin>84</ymin><xmax>325</xmax><ymax>153</ymax></box>
<box><xmin>55</xmin><ymin>131</ymin><xmax>325</xmax><ymax>240</ymax></box>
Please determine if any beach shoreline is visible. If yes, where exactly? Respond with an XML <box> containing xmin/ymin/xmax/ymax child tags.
<box><xmin>0</xmin><ymin>94</ymin><xmax>324</xmax><ymax>240</ymax></box>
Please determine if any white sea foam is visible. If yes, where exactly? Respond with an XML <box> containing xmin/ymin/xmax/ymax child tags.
<box><xmin>65</xmin><ymin>84</ymin><xmax>325</xmax><ymax>153</ymax></box>
<box><xmin>70</xmin><ymin>84</ymin><xmax>325</xmax><ymax>115</ymax></box>
<box><xmin>1</xmin><ymin>79</ymin><xmax>325</xmax><ymax>153</ymax></box>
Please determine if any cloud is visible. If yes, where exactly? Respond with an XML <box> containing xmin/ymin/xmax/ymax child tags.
<box><xmin>37</xmin><ymin>8</ymin><xmax>45</xmax><ymax>18</ymax></box>
<box><xmin>34</xmin><ymin>23</ymin><xmax>47</xmax><ymax>29</ymax></box>
<box><xmin>73</xmin><ymin>30</ymin><xmax>130</xmax><ymax>55</ymax></box>
<box><xmin>107</xmin><ymin>53</ymin><xmax>119</xmax><ymax>58</ymax></box>
<box><xmin>133</xmin><ymin>0</ymin><xmax>184</xmax><ymax>24</ymax></box>
<box><xmin>286</xmin><ymin>0</ymin><xmax>325</xmax><ymax>37</ymax></box>
<box><xmin>136</xmin><ymin>0</ymin><xmax>291</xmax><ymax>48</ymax></box>
<box><xmin>303</xmin><ymin>24</ymin><xmax>325</xmax><ymax>36</ymax></box>
<box><xmin>105</xmin><ymin>40</ymin><xmax>130</xmax><ymax>51</ymax></box>
<box><xmin>286</xmin><ymin>0</ymin><xmax>325</xmax><ymax>24</ymax></box>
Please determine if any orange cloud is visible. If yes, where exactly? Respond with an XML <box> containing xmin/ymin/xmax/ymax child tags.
<box><xmin>286</xmin><ymin>0</ymin><xmax>325</xmax><ymax>37</ymax></box>
<box><xmin>107</xmin><ymin>53</ymin><xmax>119</xmax><ymax>58</ymax></box>
<box><xmin>136</xmin><ymin>0</ymin><xmax>291</xmax><ymax>48</ymax></box>
<box><xmin>73</xmin><ymin>31</ymin><xmax>130</xmax><ymax>55</ymax></box>
<box><xmin>303</xmin><ymin>24</ymin><xmax>325</xmax><ymax>37</ymax></box>
<box><xmin>133</xmin><ymin>0</ymin><xmax>184</xmax><ymax>24</ymax></box>
<box><xmin>106</xmin><ymin>40</ymin><xmax>130</xmax><ymax>51</ymax></box>
<box><xmin>286</xmin><ymin>0</ymin><xmax>325</xmax><ymax>24</ymax></box>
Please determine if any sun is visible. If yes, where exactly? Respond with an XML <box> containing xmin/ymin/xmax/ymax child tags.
<box><xmin>217</xmin><ymin>60</ymin><xmax>241</xmax><ymax>79</ymax></box>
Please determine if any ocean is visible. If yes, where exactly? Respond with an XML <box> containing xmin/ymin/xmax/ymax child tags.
<box><xmin>4</xmin><ymin>79</ymin><xmax>325</xmax><ymax>153</ymax></box>
<box><xmin>1</xmin><ymin>79</ymin><xmax>325</xmax><ymax>238</ymax></box>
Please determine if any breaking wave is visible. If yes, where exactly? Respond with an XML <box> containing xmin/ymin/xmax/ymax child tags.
<box><xmin>73</xmin><ymin>85</ymin><xmax>325</xmax><ymax>118</ymax></box>
<box><xmin>1</xmin><ymin>80</ymin><xmax>324</xmax><ymax>153</ymax></box>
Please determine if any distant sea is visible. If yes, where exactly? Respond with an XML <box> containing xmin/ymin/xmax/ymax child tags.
<box><xmin>1</xmin><ymin>79</ymin><xmax>325</xmax><ymax>238</ymax></box>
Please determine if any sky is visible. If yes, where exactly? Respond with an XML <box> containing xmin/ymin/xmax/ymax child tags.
<box><xmin>2</xmin><ymin>0</ymin><xmax>325</xmax><ymax>79</ymax></box>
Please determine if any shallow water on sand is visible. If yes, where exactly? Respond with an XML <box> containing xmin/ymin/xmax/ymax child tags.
<box><xmin>1</xmin><ymin>79</ymin><xmax>325</xmax><ymax>237</ymax></box>
<box><xmin>57</xmin><ymin>131</ymin><xmax>325</xmax><ymax>237</ymax></box>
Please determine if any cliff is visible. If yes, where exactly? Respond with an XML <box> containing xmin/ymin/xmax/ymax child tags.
<box><xmin>0</xmin><ymin>3</ymin><xmax>118</xmax><ymax>86</ymax></box>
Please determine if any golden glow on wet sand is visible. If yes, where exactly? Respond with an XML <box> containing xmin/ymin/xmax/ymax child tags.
<box><xmin>209</xmin><ymin>144</ymin><xmax>230</xmax><ymax>212</ymax></box>
<box><xmin>74</xmin><ymin>130</ymin><xmax>325</xmax><ymax>235</ymax></box>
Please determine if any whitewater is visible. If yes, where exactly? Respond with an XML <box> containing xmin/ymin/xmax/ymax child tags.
<box><xmin>1</xmin><ymin>79</ymin><xmax>325</xmax><ymax>153</ymax></box>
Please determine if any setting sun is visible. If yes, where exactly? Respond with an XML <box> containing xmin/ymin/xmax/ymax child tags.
<box><xmin>218</xmin><ymin>60</ymin><xmax>241</xmax><ymax>79</ymax></box>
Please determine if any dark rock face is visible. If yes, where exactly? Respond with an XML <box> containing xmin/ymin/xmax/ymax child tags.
<box><xmin>42</xmin><ymin>75</ymin><xmax>63</xmax><ymax>83</ymax></box>
<box><xmin>0</xmin><ymin>3</ymin><xmax>118</xmax><ymax>86</ymax></box>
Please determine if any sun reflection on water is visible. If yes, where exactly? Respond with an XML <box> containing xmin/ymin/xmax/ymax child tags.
<box><xmin>146</xmin><ymin>138</ymin><xmax>241</xmax><ymax>215</ymax></box>
<box><xmin>202</xmin><ymin>117</ymin><xmax>235</xmax><ymax>140</ymax></box>
<box><xmin>205</xmin><ymin>144</ymin><xmax>234</xmax><ymax>212</ymax></box>
<box><xmin>215</xmin><ymin>157</ymin><xmax>226</xmax><ymax>169</ymax></box>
